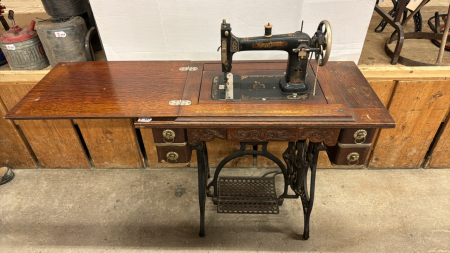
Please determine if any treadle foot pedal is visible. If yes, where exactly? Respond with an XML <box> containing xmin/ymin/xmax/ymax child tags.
<box><xmin>217</xmin><ymin>176</ymin><xmax>279</xmax><ymax>214</ymax></box>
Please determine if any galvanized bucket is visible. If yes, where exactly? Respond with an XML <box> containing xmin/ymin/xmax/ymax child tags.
<box><xmin>0</xmin><ymin>35</ymin><xmax>49</xmax><ymax>70</ymax></box>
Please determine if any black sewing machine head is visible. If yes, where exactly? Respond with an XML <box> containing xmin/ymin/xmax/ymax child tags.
<box><xmin>212</xmin><ymin>19</ymin><xmax>332</xmax><ymax>101</ymax></box>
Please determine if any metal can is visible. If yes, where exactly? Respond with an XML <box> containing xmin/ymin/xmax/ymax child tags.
<box><xmin>0</xmin><ymin>21</ymin><xmax>49</xmax><ymax>70</ymax></box>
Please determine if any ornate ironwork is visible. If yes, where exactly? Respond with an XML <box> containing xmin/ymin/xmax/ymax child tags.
<box><xmin>217</xmin><ymin>176</ymin><xmax>279</xmax><ymax>214</ymax></box>
<box><xmin>206</xmin><ymin>142</ymin><xmax>289</xmax><ymax>202</ymax></box>
<box><xmin>195</xmin><ymin>139</ymin><xmax>325</xmax><ymax>240</ymax></box>
<box><xmin>282</xmin><ymin>140</ymin><xmax>326</xmax><ymax>239</ymax></box>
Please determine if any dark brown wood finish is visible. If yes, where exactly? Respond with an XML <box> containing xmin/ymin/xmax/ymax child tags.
<box><xmin>155</xmin><ymin>145</ymin><xmax>192</xmax><ymax>163</ymax></box>
<box><xmin>6</xmin><ymin>61</ymin><xmax>189</xmax><ymax>119</ymax></box>
<box><xmin>338</xmin><ymin>128</ymin><xmax>377</xmax><ymax>144</ymax></box>
<box><xmin>227</xmin><ymin>128</ymin><xmax>298</xmax><ymax>142</ymax></box>
<box><xmin>327</xmin><ymin>144</ymin><xmax>371</xmax><ymax>166</ymax></box>
<box><xmin>181</xmin><ymin>62</ymin><xmax>205</xmax><ymax>105</ymax></box>
<box><xmin>152</xmin><ymin>128</ymin><xmax>188</xmax><ymax>144</ymax></box>
<box><xmin>312</xmin><ymin>61</ymin><xmax>386</xmax><ymax>109</ymax></box>
<box><xmin>6</xmin><ymin>61</ymin><xmax>394</xmax><ymax>130</ymax></box>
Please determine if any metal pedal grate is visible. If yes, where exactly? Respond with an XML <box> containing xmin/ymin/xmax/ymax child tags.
<box><xmin>217</xmin><ymin>176</ymin><xmax>279</xmax><ymax>214</ymax></box>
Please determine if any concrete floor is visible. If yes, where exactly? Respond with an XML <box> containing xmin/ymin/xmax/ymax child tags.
<box><xmin>0</xmin><ymin>168</ymin><xmax>449</xmax><ymax>252</ymax></box>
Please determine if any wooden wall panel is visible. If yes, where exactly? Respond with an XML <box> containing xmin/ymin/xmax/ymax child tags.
<box><xmin>206</xmin><ymin>139</ymin><xmax>252</xmax><ymax>168</ymax></box>
<box><xmin>17</xmin><ymin>120</ymin><xmax>91</xmax><ymax>168</ymax></box>
<box><xmin>0</xmin><ymin>83</ymin><xmax>90</xmax><ymax>168</ymax></box>
<box><xmin>2</xmin><ymin>0</ymin><xmax>45</xmax><ymax>13</ymax></box>
<box><xmin>0</xmin><ymin>99</ymin><xmax>37</xmax><ymax>168</ymax></box>
<box><xmin>75</xmin><ymin>119</ymin><xmax>144</xmax><ymax>168</ymax></box>
<box><xmin>426</xmin><ymin>115</ymin><xmax>450</xmax><ymax>168</ymax></box>
<box><xmin>257</xmin><ymin>142</ymin><xmax>287</xmax><ymax>168</ymax></box>
<box><xmin>369</xmin><ymin>80</ymin><xmax>450</xmax><ymax>168</ymax></box>
<box><xmin>369</xmin><ymin>80</ymin><xmax>397</xmax><ymax>107</ymax></box>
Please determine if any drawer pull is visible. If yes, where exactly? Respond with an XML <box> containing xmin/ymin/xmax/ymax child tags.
<box><xmin>162</xmin><ymin>129</ymin><xmax>176</xmax><ymax>143</ymax></box>
<box><xmin>166</xmin><ymin>151</ymin><xmax>179</xmax><ymax>163</ymax></box>
<box><xmin>353</xmin><ymin>129</ymin><xmax>367</xmax><ymax>144</ymax></box>
<box><xmin>347</xmin><ymin>152</ymin><xmax>360</xmax><ymax>166</ymax></box>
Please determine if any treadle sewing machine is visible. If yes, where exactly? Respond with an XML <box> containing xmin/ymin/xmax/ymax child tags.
<box><xmin>5</xmin><ymin>19</ymin><xmax>394</xmax><ymax>240</ymax></box>
<box><xmin>215</xmin><ymin>19</ymin><xmax>331</xmax><ymax>100</ymax></box>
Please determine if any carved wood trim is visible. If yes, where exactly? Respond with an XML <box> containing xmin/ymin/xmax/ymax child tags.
<box><xmin>228</xmin><ymin>128</ymin><xmax>297</xmax><ymax>142</ymax></box>
<box><xmin>187</xmin><ymin>129</ymin><xmax>226</xmax><ymax>146</ymax></box>
<box><xmin>298</xmin><ymin>128</ymin><xmax>340</xmax><ymax>146</ymax></box>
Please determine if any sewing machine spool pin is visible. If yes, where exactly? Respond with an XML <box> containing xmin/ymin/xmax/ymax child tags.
<box><xmin>213</xmin><ymin>19</ymin><xmax>331</xmax><ymax>101</ymax></box>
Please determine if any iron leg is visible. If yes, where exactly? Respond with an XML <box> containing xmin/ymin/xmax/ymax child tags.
<box><xmin>302</xmin><ymin>164</ymin><xmax>316</xmax><ymax>240</ymax></box>
<box><xmin>195</xmin><ymin>142</ymin><xmax>208</xmax><ymax>237</ymax></box>
<box><xmin>298</xmin><ymin>142</ymin><xmax>321</xmax><ymax>240</ymax></box>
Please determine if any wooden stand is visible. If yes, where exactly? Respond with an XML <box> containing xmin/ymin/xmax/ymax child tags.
<box><xmin>5</xmin><ymin>60</ymin><xmax>395</xmax><ymax>239</ymax></box>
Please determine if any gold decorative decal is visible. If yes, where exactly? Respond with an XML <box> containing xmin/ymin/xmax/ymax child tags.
<box><xmin>251</xmin><ymin>41</ymin><xmax>289</xmax><ymax>49</ymax></box>
<box><xmin>241</xmin><ymin>34</ymin><xmax>296</xmax><ymax>41</ymax></box>
<box><xmin>241</xmin><ymin>74</ymin><xmax>283</xmax><ymax>80</ymax></box>
<box><xmin>249</xmin><ymin>81</ymin><xmax>266</xmax><ymax>91</ymax></box>
<box><xmin>231</xmin><ymin>36</ymin><xmax>239</xmax><ymax>52</ymax></box>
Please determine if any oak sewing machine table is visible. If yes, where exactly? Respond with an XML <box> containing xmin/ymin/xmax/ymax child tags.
<box><xmin>6</xmin><ymin>60</ymin><xmax>394</xmax><ymax>240</ymax></box>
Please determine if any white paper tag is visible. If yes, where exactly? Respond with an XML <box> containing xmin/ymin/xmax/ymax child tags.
<box><xmin>407</xmin><ymin>0</ymin><xmax>420</xmax><ymax>10</ymax></box>
<box><xmin>55</xmin><ymin>31</ymin><xmax>67</xmax><ymax>37</ymax></box>
<box><xmin>5</xmin><ymin>44</ymin><xmax>15</xmax><ymax>50</ymax></box>
<box><xmin>137</xmin><ymin>118</ymin><xmax>152</xmax><ymax>122</ymax></box>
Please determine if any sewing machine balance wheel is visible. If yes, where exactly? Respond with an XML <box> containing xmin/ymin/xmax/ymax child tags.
<box><xmin>315</xmin><ymin>20</ymin><xmax>332</xmax><ymax>66</ymax></box>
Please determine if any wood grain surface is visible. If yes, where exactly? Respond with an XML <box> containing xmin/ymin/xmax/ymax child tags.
<box><xmin>0</xmin><ymin>99</ymin><xmax>37</xmax><ymax>168</ymax></box>
<box><xmin>368</xmin><ymin>80</ymin><xmax>397</xmax><ymax>107</ymax></box>
<box><xmin>317</xmin><ymin>80</ymin><xmax>398</xmax><ymax>168</ymax></box>
<box><xmin>6</xmin><ymin>61</ymin><xmax>189</xmax><ymax>119</ymax></box>
<box><xmin>369</xmin><ymin>80</ymin><xmax>450</xmax><ymax>168</ymax></box>
<box><xmin>0</xmin><ymin>83</ymin><xmax>90</xmax><ymax>169</ymax></box>
<box><xmin>7</xmin><ymin>61</ymin><xmax>394</xmax><ymax>130</ymax></box>
<box><xmin>75</xmin><ymin>119</ymin><xmax>145</xmax><ymax>168</ymax></box>
<box><xmin>426</xmin><ymin>113</ymin><xmax>450</xmax><ymax>168</ymax></box>
<box><xmin>4</xmin><ymin>61</ymin><xmax>395</xmax><ymax>169</ymax></box>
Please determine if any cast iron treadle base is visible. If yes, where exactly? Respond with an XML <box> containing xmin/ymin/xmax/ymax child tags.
<box><xmin>217</xmin><ymin>176</ymin><xmax>279</xmax><ymax>214</ymax></box>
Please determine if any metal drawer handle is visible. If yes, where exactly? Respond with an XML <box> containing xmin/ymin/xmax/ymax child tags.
<box><xmin>166</xmin><ymin>151</ymin><xmax>179</xmax><ymax>163</ymax></box>
<box><xmin>162</xmin><ymin>129</ymin><xmax>175</xmax><ymax>143</ymax></box>
<box><xmin>353</xmin><ymin>129</ymin><xmax>367</xmax><ymax>144</ymax></box>
<box><xmin>347</xmin><ymin>152</ymin><xmax>360</xmax><ymax>166</ymax></box>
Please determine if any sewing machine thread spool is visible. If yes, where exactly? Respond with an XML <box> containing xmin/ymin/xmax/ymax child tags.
<box><xmin>264</xmin><ymin>23</ymin><xmax>272</xmax><ymax>38</ymax></box>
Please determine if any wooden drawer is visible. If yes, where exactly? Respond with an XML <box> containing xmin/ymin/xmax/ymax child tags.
<box><xmin>155</xmin><ymin>144</ymin><xmax>192</xmax><ymax>163</ymax></box>
<box><xmin>152</xmin><ymin>128</ymin><xmax>187</xmax><ymax>143</ymax></box>
<box><xmin>338</xmin><ymin>128</ymin><xmax>376</xmax><ymax>144</ymax></box>
<box><xmin>326</xmin><ymin>143</ymin><xmax>371</xmax><ymax>166</ymax></box>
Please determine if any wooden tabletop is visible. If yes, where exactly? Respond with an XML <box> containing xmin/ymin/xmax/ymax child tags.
<box><xmin>5</xmin><ymin>60</ymin><xmax>395</xmax><ymax>129</ymax></box>
<box><xmin>6</xmin><ymin>61</ymin><xmax>189</xmax><ymax>119</ymax></box>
